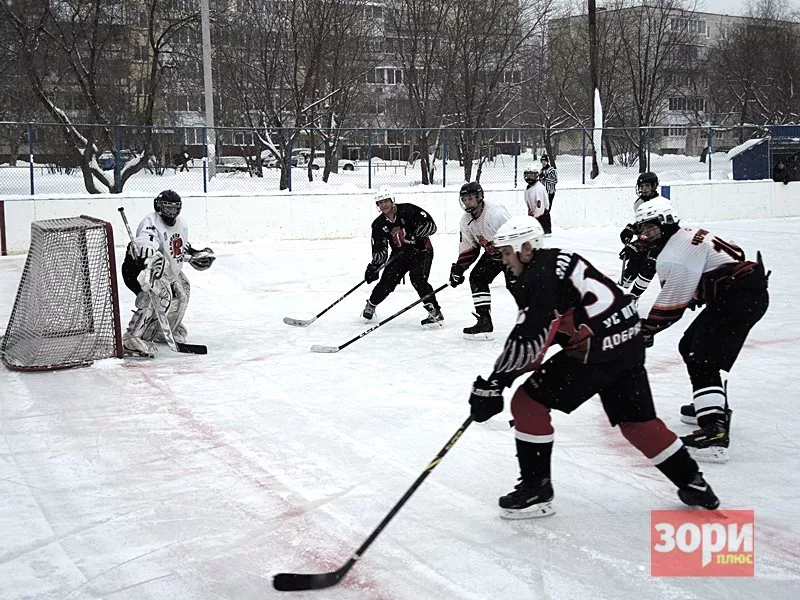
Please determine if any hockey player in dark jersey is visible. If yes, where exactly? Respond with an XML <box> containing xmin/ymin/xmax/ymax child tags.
<box><xmin>618</xmin><ymin>171</ymin><xmax>660</xmax><ymax>298</ymax></box>
<box><xmin>467</xmin><ymin>215</ymin><xmax>719</xmax><ymax>518</ymax></box>
<box><xmin>362</xmin><ymin>187</ymin><xmax>443</xmax><ymax>327</ymax></box>
<box><xmin>634</xmin><ymin>198</ymin><xmax>769</xmax><ymax>463</ymax></box>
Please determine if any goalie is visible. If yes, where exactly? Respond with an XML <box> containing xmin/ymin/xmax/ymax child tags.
<box><xmin>120</xmin><ymin>190</ymin><xmax>215</xmax><ymax>357</ymax></box>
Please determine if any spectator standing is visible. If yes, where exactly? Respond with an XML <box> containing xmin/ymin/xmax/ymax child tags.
<box><xmin>538</xmin><ymin>154</ymin><xmax>558</xmax><ymax>235</ymax></box>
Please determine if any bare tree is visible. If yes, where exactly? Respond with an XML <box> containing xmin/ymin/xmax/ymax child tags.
<box><xmin>442</xmin><ymin>0</ymin><xmax>554</xmax><ymax>182</ymax></box>
<box><xmin>1</xmin><ymin>0</ymin><xmax>198</xmax><ymax>193</ymax></box>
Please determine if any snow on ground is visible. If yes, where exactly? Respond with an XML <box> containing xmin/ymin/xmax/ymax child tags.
<box><xmin>1</xmin><ymin>217</ymin><xmax>798</xmax><ymax>600</ymax></box>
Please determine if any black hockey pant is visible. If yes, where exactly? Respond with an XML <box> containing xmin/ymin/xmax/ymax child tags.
<box><xmin>369</xmin><ymin>249</ymin><xmax>439</xmax><ymax>310</ymax></box>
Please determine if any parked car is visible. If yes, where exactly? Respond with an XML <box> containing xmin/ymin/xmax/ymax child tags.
<box><xmin>217</xmin><ymin>156</ymin><xmax>250</xmax><ymax>173</ymax></box>
<box><xmin>97</xmin><ymin>149</ymin><xmax>137</xmax><ymax>171</ymax></box>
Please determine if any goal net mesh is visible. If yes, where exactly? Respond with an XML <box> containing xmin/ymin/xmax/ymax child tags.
<box><xmin>1</xmin><ymin>215</ymin><xmax>123</xmax><ymax>371</ymax></box>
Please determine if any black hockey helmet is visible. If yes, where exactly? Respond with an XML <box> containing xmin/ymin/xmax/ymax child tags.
<box><xmin>636</xmin><ymin>172</ymin><xmax>659</xmax><ymax>198</ymax></box>
<box><xmin>154</xmin><ymin>189</ymin><xmax>182</xmax><ymax>226</ymax></box>
<box><xmin>459</xmin><ymin>181</ymin><xmax>484</xmax><ymax>216</ymax></box>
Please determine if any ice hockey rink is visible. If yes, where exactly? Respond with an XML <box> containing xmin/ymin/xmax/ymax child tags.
<box><xmin>1</xmin><ymin>218</ymin><xmax>799</xmax><ymax>600</ymax></box>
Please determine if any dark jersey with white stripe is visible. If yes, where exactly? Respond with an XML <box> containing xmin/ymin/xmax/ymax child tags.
<box><xmin>492</xmin><ymin>249</ymin><xmax>643</xmax><ymax>386</ymax></box>
<box><xmin>369</xmin><ymin>203</ymin><xmax>437</xmax><ymax>267</ymax></box>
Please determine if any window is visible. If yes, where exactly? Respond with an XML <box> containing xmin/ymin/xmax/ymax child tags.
<box><xmin>133</xmin><ymin>45</ymin><xmax>148</xmax><ymax>62</ymax></box>
<box><xmin>670</xmin><ymin>17</ymin><xmax>708</xmax><ymax>36</ymax></box>
<box><xmin>668</xmin><ymin>97</ymin><xmax>706</xmax><ymax>112</ymax></box>
<box><xmin>367</xmin><ymin>68</ymin><xmax>403</xmax><ymax>85</ymax></box>
<box><xmin>503</xmin><ymin>70</ymin><xmax>521</xmax><ymax>84</ymax></box>
<box><xmin>663</xmin><ymin>127</ymin><xmax>687</xmax><ymax>137</ymax></box>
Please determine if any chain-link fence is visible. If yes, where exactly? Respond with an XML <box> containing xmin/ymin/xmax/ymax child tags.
<box><xmin>0</xmin><ymin>122</ymin><xmax>791</xmax><ymax>196</ymax></box>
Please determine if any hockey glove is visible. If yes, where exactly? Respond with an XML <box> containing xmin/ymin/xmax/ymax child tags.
<box><xmin>469</xmin><ymin>376</ymin><xmax>504</xmax><ymax>423</ymax></box>
<box><xmin>364</xmin><ymin>263</ymin><xmax>380</xmax><ymax>284</ymax></box>
<box><xmin>618</xmin><ymin>242</ymin><xmax>638</xmax><ymax>262</ymax></box>
<box><xmin>188</xmin><ymin>247</ymin><xmax>216</xmax><ymax>271</ymax></box>
<box><xmin>642</xmin><ymin>331</ymin><xmax>654</xmax><ymax>348</ymax></box>
<box><xmin>449</xmin><ymin>263</ymin><xmax>466</xmax><ymax>287</ymax></box>
<box><xmin>620</xmin><ymin>224</ymin><xmax>635</xmax><ymax>245</ymax></box>
<box><xmin>136</xmin><ymin>251</ymin><xmax>165</xmax><ymax>292</ymax></box>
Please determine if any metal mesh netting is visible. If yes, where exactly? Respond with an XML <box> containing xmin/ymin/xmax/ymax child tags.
<box><xmin>1</xmin><ymin>216</ymin><xmax>123</xmax><ymax>371</ymax></box>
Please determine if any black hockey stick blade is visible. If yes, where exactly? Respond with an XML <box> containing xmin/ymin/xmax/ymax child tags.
<box><xmin>273</xmin><ymin>564</ymin><xmax>352</xmax><ymax>592</ymax></box>
<box><xmin>273</xmin><ymin>416</ymin><xmax>473</xmax><ymax>592</ymax></box>
<box><xmin>176</xmin><ymin>342</ymin><xmax>207</xmax><ymax>354</ymax></box>
<box><xmin>283</xmin><ymin>316</ymin><xmax>316</xmax><ymax>327</ymax></box>
<box><xmin>310</xmin><ymin>344</ymin><xmax>340</xmax><ymax>353</ymax></box>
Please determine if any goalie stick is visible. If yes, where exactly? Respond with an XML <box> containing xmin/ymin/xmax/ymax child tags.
<box><xmin>310</xmin><ymin>283</ymin><xmax>448</xmax><ymax>353</ymax></box>
<box><xmin>283</xmin><ymin>280</ymin><xmax>366</xmax><ymax>327</ymax></box>
<box><xmin>272</xmin><ymin>416</ymin><xmax>473</xmax><ymax>592</ymax></box>
<box><xmin>118</xmin><ymin>207</ymin><xmax>207</xmax><ymax>355</ymax></box>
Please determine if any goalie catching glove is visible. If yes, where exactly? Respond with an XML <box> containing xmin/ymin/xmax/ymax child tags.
<box><xmin>187</xmin><ymin>246</ymin><xmax>216</xmax><ymax>271</ymax></box>
<box><xmin>469</xmin><ymin>376</ymin><xmax>504</xmax><ymax>423</ymax></box>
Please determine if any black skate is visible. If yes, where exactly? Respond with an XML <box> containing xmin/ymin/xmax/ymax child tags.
<box><xmin>678</xmin><ymin>472</ymin><xmax>720</xmax><ymax>510</ymax></box>
<box><xmin>362</xmin><ymin>300</ymin><xmax>376</xmax><ymax>320</ymax></box>
<box><xmin>498</xmin><ymin>477</ymin><xmax>555</xmax><ymax>520</ymax></box>
<box><xmin>463</xmin><ymin>312</ymin><xmax>493</xmax><ymax>340</ymax></box>
<box><xmin>421</xmin><ymin>304</ymin><xmax>444</xmax><ymax>327</ymax></box>
<box><xmin>681</xmin><ymin>412</ymin><xmax>732</xmax><ymax>463</ymax></box>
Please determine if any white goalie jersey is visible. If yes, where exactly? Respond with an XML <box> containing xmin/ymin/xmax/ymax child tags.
<box><xmin>133</xmin><ymin>212</ymin><xmax>190</xmax><ymax>282</ymax></box>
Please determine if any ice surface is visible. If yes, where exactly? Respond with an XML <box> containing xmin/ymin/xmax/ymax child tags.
<box><xmin>1</xmin><ymin>218</ymin><xmax>798</xmax><ymax>599</ymax></box>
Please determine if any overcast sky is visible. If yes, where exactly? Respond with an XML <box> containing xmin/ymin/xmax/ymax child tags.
<box><xmin>695</xmin><ymin>0</ymin><xmax>800</xmax><ymax>15</ymax></box>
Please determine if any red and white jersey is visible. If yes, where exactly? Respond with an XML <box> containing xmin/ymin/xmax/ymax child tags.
<box><xmin>644</xmin><ymin>226</ymin><xmax>749</xmax><ymax>333</ymax></box>
<box><xmin>524</xmin><ymin>182</ymin><xmax>550</xmax><ymax>218</ymax></box>
<box><xmin>134</xmin><ymin>212</ymin><xmax>190</xmax><ymax>281</ymax></box>
<box><xmin>455</xmin><ymin>200</ymin><xmax>511</xmax><ymax>268</ymax></box>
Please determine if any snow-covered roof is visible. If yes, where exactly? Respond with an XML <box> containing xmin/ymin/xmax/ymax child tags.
<box><xmin>727</xmin><ymin>138</ymin><xmax>766</xmax><ymax>161</ymax></box>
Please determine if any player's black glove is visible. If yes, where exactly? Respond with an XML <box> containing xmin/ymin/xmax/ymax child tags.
<box><xmin>364</xmin><ymin>264</ymin><xmax>380</xmax><ymax>284</ymax></box>
<box><xmin>469</xmin><ymin>376</ymin><xmax>504</xmax><ymax>423</ymax></box>
<box><xmin>642</xmin><ymin>331</ymin><xmax>654</xmax><ymax>348</ymax></box>
<box><xmin>449</xmin><ymin>263</ymin><xmax>466</xmax><ymax>287</ymax></box>
<box><xmin>620</xmin><ymin>224</ymin><xmax>636</xmax><ymax>245</ymax></box>
<box><xmin>619</xmin><ymin>242</ymin><xmax>638</xmax><ymax>262</ymax></box>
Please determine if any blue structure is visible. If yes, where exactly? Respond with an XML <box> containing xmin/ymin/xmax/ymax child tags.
<box><xmin>731</xmin><ymin>125</ymin><xmax>800</xmax><ymax>181</ymax></box>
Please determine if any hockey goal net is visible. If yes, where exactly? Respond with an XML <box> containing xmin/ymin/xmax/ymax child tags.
<box><xmin>1</xmin><ymin>215</ymin><xmax>123</xmax><ymax>371</ymax></box>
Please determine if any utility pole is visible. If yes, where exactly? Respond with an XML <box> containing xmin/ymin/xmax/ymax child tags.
<box><xmin>201</xmin><ymin>0</ymin><xmax>216</xmax><ymax>179</ymax></box>
<box><xmin>588</xmin><ymin>0</ymin><xmax>600</xmax><ymax>179</ymax></box>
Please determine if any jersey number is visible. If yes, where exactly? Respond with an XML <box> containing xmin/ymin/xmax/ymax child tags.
<box><xmin>171</xmin><ymin>236</ymin><xmax>183</xmax><ymax>258</ymax></box>
<box><xmin>569</xmin><ymin>259</ymin><xmax>616</xmax><ymax>319</ymax></box>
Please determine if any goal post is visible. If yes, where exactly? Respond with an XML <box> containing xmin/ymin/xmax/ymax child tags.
<box><xmin>1</xmin><ymin>215</ymin><xmax>123</xmax><ymax>371</ymax></box>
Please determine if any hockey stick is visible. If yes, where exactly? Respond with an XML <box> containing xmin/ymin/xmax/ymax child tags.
<box><xmin>117</xmin><ymin>207</ymin><xmax>207</xmax><ymax>355</ymax></box>
<box><xmin>272</xmin><ymin>415</ymin><xmax>473</xmax><ymax>592</ymax></box>
<box><xmin>310</xmin><ymin>283</ymin><xmax>448</xmax><ymax>353</ymax></box>
<box><xmin>283</xmin><ymin>280</ymin><xmax>366</xmax><ymax>327</ymax></box>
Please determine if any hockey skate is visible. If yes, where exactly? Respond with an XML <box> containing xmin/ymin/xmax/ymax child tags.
<box><xmin>421</xmin><ymin>304</ymin><xmax>444</xmax><ymax>328</ymax></box>
<box><xmin>681</xmin><ymin>412</ymin><xmax>731</xmax><ymax>464</ymax></box>
<box><xmin>123</xmin><ymin>331</ymin><xmax>156</xmax><ymax>358</ymax></box>
<box><xmin>498</xmin><ymin>477</ymin><xmax>555</xmax><ymax>520</ymax></box>
<box><xmin>463</xmin><ymin>312</ymin><xmax>493</xmax><ymax>340</ymax></box>
<box><xmin>362</xmin><ymin>300</ymin><xmax>376</xmax><ymax>321</ymax></box>
<box><xmin>678</xmin><ymin>472</ymin><xmax>720</xmax><ymax>510</ymax></box>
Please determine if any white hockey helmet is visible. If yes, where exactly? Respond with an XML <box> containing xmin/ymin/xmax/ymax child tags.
<box><xmin>374</xmin><ymin>186</ymin><xmax>395</xmax><ymax>204</ymax></box>
<box><xmin>634</xmin><ymin>197</ymin><xmax>680</xmax><ymax>228</ymax></box>
<box><xmin>492</xmin><ymin>215</ymin><xmax>545</xmax><ymax>252</ymax></box>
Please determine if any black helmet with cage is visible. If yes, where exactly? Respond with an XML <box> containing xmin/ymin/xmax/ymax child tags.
<box><xmin>154</xmin><ymin>189</ymin><xmax>182</xmax><ymax>226</ymax></box>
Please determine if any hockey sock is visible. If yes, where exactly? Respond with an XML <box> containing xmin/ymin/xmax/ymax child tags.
<box><xmin>619</xmin><ymin>419</ymin><xmax>699</xmax><ymax>486</ymax></box>
<box><xmin>511</xmin><ymin>389</ymin><xmax>554</xmax><ymax>479</ymax></box>
<box><xmin>686</xmin><ymin>364</ymin><xmax>726</xmax><ymax>426</ymax></box>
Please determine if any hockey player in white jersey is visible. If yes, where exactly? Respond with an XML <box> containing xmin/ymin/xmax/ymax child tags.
<box><xmin>120</xmin><ymin>190</ymin><xmax>215</xmax><ymax>356</ymax></box>
<box><xmin>448</xmin><ymin>182</ymin><xmax>512</xmax><ymax>338</ymax></box>
<box><xmin>523</xmin><ymin>169</ymin><xmax>550</xmax><ymax>233</ymax></box>
<box><xmin>618</xmin><ymin>171</ymin><xmax>660</xmax><ymax>298</ymax></box>
<box><xmin>634</xmin><ymin>198</ymin><xmax>769</xmax><ymax>462</ymax></box>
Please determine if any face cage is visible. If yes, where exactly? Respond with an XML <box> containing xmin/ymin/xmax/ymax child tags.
<box><xmin>459</xmin><ymin>192</ymin><xmax>482</xmax><ymax>212</ymax></box>
<box><xmin>159</xmin><ymin>201</ymin><xmax>182</xmax><ymax>220</ymax></box>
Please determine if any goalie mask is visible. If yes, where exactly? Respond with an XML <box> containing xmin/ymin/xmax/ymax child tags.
<box><xmin>634</xmin><ymin>197</ymin><xmax>680</xmax><ymax>253</ymax></box>
<box><xmin>154</xmin><ymin>189</ymin><xmax>182</xmax><ymax>226</ymax></box>
<box><xmin>459</xmin><ymin>181</ymin><xmax>484</xmax><ymax>217</ymax></box>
